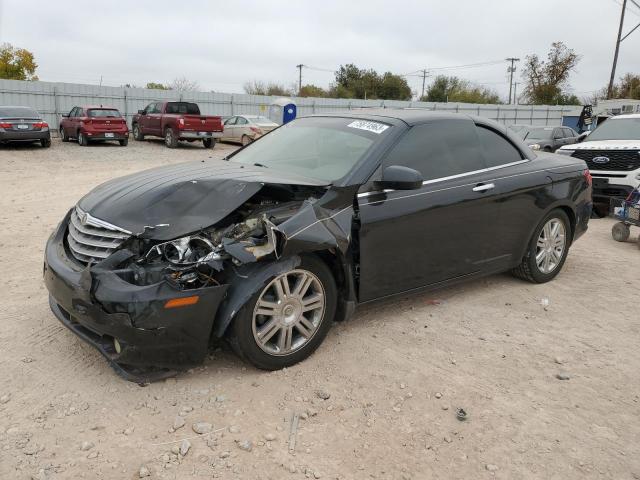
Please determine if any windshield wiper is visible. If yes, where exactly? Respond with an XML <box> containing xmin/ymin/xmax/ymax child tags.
<box><xmin>253</xmin><ymin>163</ymin><xmax>269</xmax><ymax>168</ymax></box>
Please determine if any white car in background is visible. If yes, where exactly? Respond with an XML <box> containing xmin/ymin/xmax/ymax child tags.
<box><xmin>221</xmin><ymin>115</ymin><xmax>279</xmax><ymax>146</ymax></box>
<box><xmin>557</xmin><ymin>114</ymin><xmax>640</xmax><ymax>213</ymax></box>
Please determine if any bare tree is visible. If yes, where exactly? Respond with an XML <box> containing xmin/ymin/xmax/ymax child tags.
<box><xmin>169</xmin><ymin>77</ymin><xmax>200</xmax><ymax>92</ymax></box>
<box><xmin>522</xmin><ymin>42</ymin><xmax>581</xmax><ymax>105</ymax></box>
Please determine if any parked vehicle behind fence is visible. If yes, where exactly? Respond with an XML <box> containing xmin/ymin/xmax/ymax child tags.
<box><xmin>521</xmin><ymin>126</ymin><xmax>580</xmax><ymax>152</ymax></box>
<box><xmin>557</xmin><ymin>114</ymin><xmax>640</xmax><ymax>211</ymax></box>
<box><xmin>132</xmin><ymin>102</ymin><xmax>223</xmax><ymax>149</ymax></box>
<box><xmin>0</xmin><ymin>106</ymin><xmax>51</xmax><ymax>148</ymax></box>
<box><xmin>43</xmin><ymin>110</ymin><xmax>592</xmax><ymax>382</ymax></box>
<box><xmin>221</xmin><ymin>115</ymin><xmax>279</xmax><ymax>146</ymax></box>
<box><xmin>60</xmin><ymin>106</ymin><xmax>129</xmax><ymax>146</ymax></box>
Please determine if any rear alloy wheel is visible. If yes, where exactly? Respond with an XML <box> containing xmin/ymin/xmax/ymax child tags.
<box><xmin>612</xmin><ymin>222</ymin><xmax>630</xmax><ymax>242</ymax></box>
<box><xmin>164</xmin><ymin>128</ymin><xmax>177</xmax><ymax>148</ymax></box>
<box><xmin>78</xmin><ymin>131</ymin><xmax>88</xmax><ymax>146</ymax></box>
<box><xmin>241</xmin><ymin>135</ymin><xmax>251</xmax><ymax>147</ymax></box>
<box><xmin>229</xmin><ymin>256</ymin><xmax>337</xmax><ymax>370</ymax></box>
<box><xmin>60</xmin><ymin>127</ymin><xmax>69</xmax><ymax>142</ymax></box>
<box><xmin>203</xmin><ymin>137</ymin><xmax>215</xmax><ymax>149</ymax></box>
<box><xmin>41</xmin><ymin>138</ymin><xmax>51</xmax><ymax>148</ymax></box>
<box><xmin>512</xmin><ymin>209</ymin><xmax>571</xmax><ymax>283</ymax></box>
<box><xmin>132</xmin><ymin>123</ymin><xmax>144</xmax><ymax>141</ymax></box>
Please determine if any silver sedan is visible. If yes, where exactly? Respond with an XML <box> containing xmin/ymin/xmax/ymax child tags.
<box><xmin>221</xmin><ymin>115</ymin><xmax>279</xmax><ymax>146</ymax></box>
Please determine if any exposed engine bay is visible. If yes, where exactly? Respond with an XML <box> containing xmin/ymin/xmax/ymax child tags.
<box><xmin>112</xmin><ymin>184</ymin><xmax>327</xmax><ymax>291</ymax></box>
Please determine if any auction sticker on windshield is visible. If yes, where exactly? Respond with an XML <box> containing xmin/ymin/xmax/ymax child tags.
<box><xmin>347</xmin><ymin>120</ymin><xmax>389</xmax><ymax>134</ymax></box>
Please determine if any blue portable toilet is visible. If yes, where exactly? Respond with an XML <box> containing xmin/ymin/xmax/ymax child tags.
<box><xmin>269</xmin><ymin>98</ymin><xmax>297</xmax><ymax>125</ymax></box>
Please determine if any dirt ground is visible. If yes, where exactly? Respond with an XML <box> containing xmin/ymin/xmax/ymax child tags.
<box><xmin>1</xmin><ymin>137</ymin><xmax>639</xmax><ymax>480</ymax></box>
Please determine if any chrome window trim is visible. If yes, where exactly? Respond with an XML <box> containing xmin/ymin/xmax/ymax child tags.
<box><xmin>357</xmin><ymin>159</ymin><xmax>530</xmax><ymax>198</ymax></box>
<box><xmin>358</xmin><ymin>164</ymin><xmax>584</xmax><ymax>205</ymax></box>
<box><xmin>75</xmin><ymin>206</ymin><xmax>132</xmax><ymax>235</ymax></box>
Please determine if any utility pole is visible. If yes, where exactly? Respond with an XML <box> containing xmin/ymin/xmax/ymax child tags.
<box><xmin>296</xmin><ymin>64</ymin><xmax>304</xmax><ymax>95</ymax></box>
<box><xmin>506</xmin><ymin>58</ymin><xmax>520</xmax><ymax>104</ymax></box>
<box><xmin>513</xmin><ymin>82</ymin><xmax>519</xmax><ymax>105</ymax></box>
<box><xmin>420</xmin><ymin>69</ymin><xmax>428</xmax><ymax>100</ymax></box>
<box><xmin>608</xmin><ymin>0</ymin><xmax>627</xmax><ymax>98</ymax></box>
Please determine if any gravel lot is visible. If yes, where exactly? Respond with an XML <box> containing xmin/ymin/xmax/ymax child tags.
<box><xmin>1</xmin><ymin>137</ymin><xmax>639</xmax><ymax>480</ymax></box>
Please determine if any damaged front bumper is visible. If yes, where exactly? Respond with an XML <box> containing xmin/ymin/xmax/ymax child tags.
<box><xmin>43</xmin><ymin>211</ymin><xmax>228</xmax><ymax>382</ymax></box>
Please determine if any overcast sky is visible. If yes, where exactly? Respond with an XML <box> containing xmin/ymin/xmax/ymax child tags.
<box><xmin>1</xmin><ymin>0</ymin><xmax>639</xmax><ymax>101</ymax></box>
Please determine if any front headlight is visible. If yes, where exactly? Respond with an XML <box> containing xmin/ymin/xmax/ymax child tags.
<box><xmin>556</xmin><ymin>149</ymin><xmax>575</xmax><ymax>156</ymax></box>
<box><xmin>530</xmin><ymin>143</ymin><xmax>541</xmax><ymax>150</ymax></box>
<box><xmin>146</xmin><ymin>235</ymin><xmax>218</xmax><ymax>265</ymax></box>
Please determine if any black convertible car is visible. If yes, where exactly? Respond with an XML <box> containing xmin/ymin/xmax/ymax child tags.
<box><xmin>44</xmin><ymin>110</ymin><xmax>592</xmax><ymax>381</ymax></box>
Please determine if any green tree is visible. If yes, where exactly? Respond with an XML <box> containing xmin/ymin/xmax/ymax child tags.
<box><xmin>422</xmin><ymin>75</ymin><xmax>500</xmax><ymax>104</ymax></box>
<box><xmin>298</xmin><ymin>84</ymin><xmax>328</xmax><ymax>97</ymax></box>
<box><xmin>0</xmin><ymin>43</ymin><xmax>38</xmax><ymax>80</ymax></box>
<box><xmin>146</xmin><ymin>82</ymin><xmax>170</xmax><ymax>90</ymax></box>
<box><xmin>333</xmin><ymin>64</ymin><xmax>412</xmax><ymax>100</ymax></box>
<box><xmin>522</xmin><ymin>42</ymin><xmax>580</xmax><ymax>105</ymax></box>
<box><xmin>605</xmin><ymin>73</ymin><xmax>640</xmax><ymax>100</ymax></box>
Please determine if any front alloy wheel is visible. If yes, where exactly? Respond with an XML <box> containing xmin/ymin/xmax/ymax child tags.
<box><xmin>252</xmin><ymin>270</ymin><xmax>325</xmax><ymax>356</ymax></box>
<box><xmin>229</xmin><ymin>256</ymin><xmax>337</xmax><ymax>370</ymax></box>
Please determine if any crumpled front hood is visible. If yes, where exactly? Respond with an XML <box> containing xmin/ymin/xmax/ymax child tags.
<box><xmin>77</xmin><ymin>159</ymin><xmax>328</xmax><ymax>241</ymax></box>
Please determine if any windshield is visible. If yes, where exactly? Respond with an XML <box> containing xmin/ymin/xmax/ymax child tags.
<box><xmin>587</xmin><ymin>117</ymin><xmax>640</xmax><ymax>141</ymax></box>
<box><xmin>229</xmin><ymin>116</ymin><xmax>391</xmax><ymax>182</ymax></box>
<box><xmin>0</xmin><ymin>107</ymin><xmax>39</xmax><ymax>118</ymax></box>
<box><xmin>524</xmin><ymin>128</ymin><xmax>553</xmax><ymax>140</ymax></box>
<box><xmin>166</xmin><ymin>102</ymin><xmax>200</xmax><ymax>115</ymax></box>
<box><xmin>88</xmin><ymin>109</ymin><xmax>121</xmax><ymax>118</ymax></box>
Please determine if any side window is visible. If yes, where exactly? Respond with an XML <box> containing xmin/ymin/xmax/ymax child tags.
<box><xmin>564</xmin><ymin>128</ymin><xmax>575</xmax><ymax>138</ymax></box>
<box><xmin>476</xmin><ymin>125</ymin><xmax>524</xmax><ymax>168</ymax></box>
<box><xmin>236</xmin><ymin>117</ymin><xmax>248</xmax><ymax>125</ymax></box>
<box><xmin>76</xmin><ymin>108</ymin><xmax>84</xmax><ymax>117</ymax></box>
<box><xmin>69</xmin><ymin>107</ymin><xmax>77</xmax><ymax>117</ymax></box>
<box><xmin>225</xmin><ymin>117</ymin><xmax>237</xmax><ymax>125</ymax></box>
<box><xmin>553</xmin><ymin>128</ymin><xmax>564</xmax><ymax>139</ymax></box>
<box><xmin>151</xmin><ymin>103</ymin><xmax>161</xmax><ymax>114</ymax></box>
<box><xmin>383</xmin><ymin>120</ymin><xmax>485</xmax><ymax>180</ymax></box>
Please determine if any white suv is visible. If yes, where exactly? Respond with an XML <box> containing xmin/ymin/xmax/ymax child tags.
<box><xmin>557</xmin><ymin>114</ymin><xmax>640</xmax><ymax>210</ymax></box>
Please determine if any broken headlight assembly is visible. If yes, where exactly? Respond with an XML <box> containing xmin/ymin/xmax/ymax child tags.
<box><xmin>146</xmin><ymin>235</ymin><xmax>221</xmax><ymax>265</ymax></box>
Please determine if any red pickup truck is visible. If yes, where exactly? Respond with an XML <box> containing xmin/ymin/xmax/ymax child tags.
<box><xmin>132</xmin><ymin>101</ymin><xmax>223</xmax><ymax>149</ymax></box>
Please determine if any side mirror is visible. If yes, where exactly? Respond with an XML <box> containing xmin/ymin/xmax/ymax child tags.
<box><xmin>61</xmin><ymin>113</ymin><xmax>69</xmax><ymax>118</ymax></box>
<box><xmin>577</xmin><ymin>132</ymin><xmax>589</xmax><ymax>143</ymax></box>
<box><xmin>138</xmin><ymin>109</ymin><xmax>145</xmax><ymax>115</ymax></box>
<box><xmin>375</xmin><ymin>165</ymin><xmax>423</xmax><ymax>191</ymax></box>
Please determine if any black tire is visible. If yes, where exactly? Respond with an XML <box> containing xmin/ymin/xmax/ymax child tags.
<box><xmin>164</xmin><ymin>128</ymin><xmax>177</xmax><ymax>148</ymax></box>
<box><xmin>543</xmin><ymin>146</ymin><xmax>552</xmax><ymax>152</ymax></box>
<box><xmin>241</xmin><ymin>135</ymin><xmax>251</xmax><ymax>147</ymax></box>
<box><xmin>228</xmin><ymin>255</ymin><xmax>337</xmax><ymax>370</ymax></box>
<box><xmin>512</xmin><ymin>209</ymin><xmax>571</xmax><ymax>283</ymax></box>
<box><xmin>203</xmin><ymin>138</ymin><xmax>215</xmax><ymax>149</ymax></box>
<box><xmin>60</xmin><ymin>127</ymin><xmax>69</xmax><ymax>142</ymax></box>
<box><xmin>612</xmin><ymin>222</ymin><xmax>630</xmax><ymax>242</ymax></box>
<box><xmin>41</xmin><ymin>138</ymin><xmax>51</xmax><ymax>148</ymax></box>
<box><xmin>119</xmin><ymin>138</ymin><xmax>128</xmax><ymax>147</ymax></box>
<box><xmin>132</xmin><ymin>123</ymin><xmax>144</xmax><ymax>141</ymax></box>
<box><xmin>78</xmin><ymin>131</ymin><xmax>89</xmax><ymax>146</ymax></box>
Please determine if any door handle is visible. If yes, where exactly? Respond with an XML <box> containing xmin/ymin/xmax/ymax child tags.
<box><xmin>472</xmin><ymin>183</ymin><xmax>495</xmax><ymax>192</ymax></box>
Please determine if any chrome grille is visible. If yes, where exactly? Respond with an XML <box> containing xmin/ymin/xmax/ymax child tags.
<box><xmin>571</xmin><ymin>149</ymin><xmax>640</xmax><ymax>171</ymax></box>
<box><xmin>66</xmin><ymin>207</ymin><xmax>130</xmax><ymax>264</ymax></box>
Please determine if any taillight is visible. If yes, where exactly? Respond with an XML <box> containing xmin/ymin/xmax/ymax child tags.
<box><xmin>33</xmin><ymin>122</ymin><xmax>48</xmax><ymax>129</ymax></box>
<box><xmin>0</xmin><ymin>122</ymin><xmax>12</xmax><ymax>129</ymax></box>
<box><xmin>178</xmin><ymin>118</ymin><xmax>185</xmax><ymax>129</ymax></box>
<box><xmin>249</xmin><ymin>126</ymin><xmax>262</xmax><ymax>134</ymax></box>
<box><xmin>583</xmin><ymin>169</ymin><xmax>592</xmax><ymax>187</ymax></box>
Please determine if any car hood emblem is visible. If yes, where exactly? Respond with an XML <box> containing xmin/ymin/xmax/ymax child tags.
<box><xmin>80</xmin><ymin>212</ymin><xmax>89</xmax><ymax>225</ymax></box>
<box><xmin>592</xmin><ymin>156</ymin><xmax>610</xmax><ymax>164</ymax></box>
